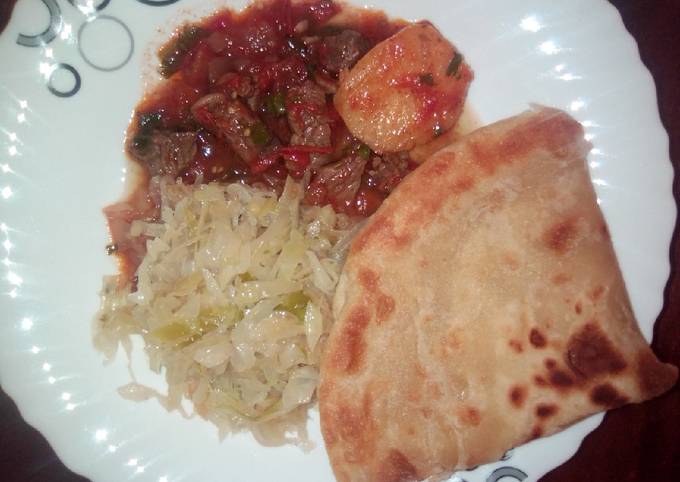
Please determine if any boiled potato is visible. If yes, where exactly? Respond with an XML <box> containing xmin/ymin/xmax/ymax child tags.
<box><xmin>334</xmin><ymin>22</ymin><xmax>473</xmax><ymax>153</ymax></box>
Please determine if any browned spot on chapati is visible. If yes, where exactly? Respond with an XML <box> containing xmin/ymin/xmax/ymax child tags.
<box><xmin>549</xmin><ymin>369</ymin><xmax>574</xmax><ymax>388</ymax></box>
<box><xmin>356</xmin><ymin>268</ymin><xmax>395</xmax><ymax>324</ymax></box>
<box><xmin>322</xmin><ymin>402</ymin><xmax>356</xmax><ymax>447</ymax></box>
<box><xmin>403</xmin><ymin>174</ymin><xmax>475</xmax><ymax>229</ymax></box>
<box><xmin>543</xmin><ymin>358</ymin><xmax>574</xmax><ymax>389</ymax></box>
<box><xmin>588</xmin><ymin>285</ymin><xmax>605</xmax><ymax>302</ymax></box>
<box><xmin>544</xmin><ymin>218</ymin><xmax>578</xmax><ymax>254</ymax></box>
<box><xmin>590</xmin><ymin>383</ymin><xmax>629</xmax><ymax>407</ymax></box>
<box><xmin>508</xmin><ymin>339</ymin><xmax>524</xmax><ymax>353</ymax></box>
<box><xmin>386</xmin><ymin>149</ymin><xmax>475</xmax><ymax>235</ymax></box>
<box><xmin>459</xmin><ymin>406</ymin><xmax>481</xmax><ymax>426</ymax></box>
<box><xmin>552</xmin><ymin>273</ymin><xmax>571</xmax><ymax>285</ymax></box>
<box><xmin>332</xmin><ymin>305</ymin><xmax>371</xmax><ymax>374</ymax></box>
<box><xmin>328</xmin><ymin>398</ymin><xmax>377</xmax><ymax>465</ymax></box>
<box><xmin>358</xmin><ymin>268</ymin><xmax>380</xmax><ymax>292</ymax></box>
<box><xmin>566</xmin><ymin>322</ymin><xmax>627</xmax><ymax>378</ymax></box>
<box><xmin>376</xmin><ymin>295</ymin><xmax>395</xmax><ymax>324</ymax></box>
<box><xmin>420</xmin><ymin>154</ymin><xmax>453</xmax><ymax>178</ymax></box>
<box><xmin>535</xmin><ymin>403</ymin><xmax>558</xmax><ymax>418</ymax></box>
<box><xmin>467</xmin><ymin>109</ymin><xmax>580</xmax><ymax>177</ymax></box>
<box><xmin>378</xmin><ymin>449</ymin><xmax>419</xmax><ymax>482</ymax></box>
<box><xmin>529</xmin><ymin>328</ymin><xmax>547</xmax><ymax>348</ymax></box>
<box><xmin>352</xmin><ymin>217</ymin><xmax>387</xmax><ymax>253</ymax></box>
<box><xmin>351</xmin><ymin>217</ymin><xmax>412</xmax><ymax>254</ymax></box>
<box><xmin>534</xmin><ymin>375</ymin><xmax>548</xmax><ymax>387</ymax></box>
<box><xmin>509</xmin><ymin>385</ymin><xmax>527</xmax><ymax>408</ymax></box>
<box><xmin>451</xmin><ymin>176</ymin><xmax>475</xmax><ymax>194</ymax></box>
<box><xmin>531</xmin><ymin>425</ymin><xmax>543</xmax><ymax>440</ymax></box>
<box><xmin>574</xmin><ymin>301</ymin><xmax>583</xmax><ymax>315</ymax></box>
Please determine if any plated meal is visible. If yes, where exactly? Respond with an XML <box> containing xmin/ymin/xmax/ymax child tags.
<box><xmin>92</xmin><ymin>0</ymin><xmax>677</xmax><ymax>481</ymax></box>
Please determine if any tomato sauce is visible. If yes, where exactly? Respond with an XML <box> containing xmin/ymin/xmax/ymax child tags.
<box><xmin>127</xmin><ymin>0</ymin><xmax>412</xmax><ymax>219</ymax></box>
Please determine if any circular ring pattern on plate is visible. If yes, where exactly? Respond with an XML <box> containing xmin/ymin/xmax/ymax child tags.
<box><xmin>67</xmin><ymin>0</ymin><xmax>112</xmax><ymax>13</ymax></box>
<box><xmin>16</xmin><ymin>0</ymin><xmax>63</xmax><ymax>47</ymax></box>
<box><xmin>486</xmin><ymin>466</ymin><xmax>528</xmax><ymax>482</ymax></box>
<box><xmin>77</xmin><ymin>15</ymin><xmax>134</xmax><ymax>72</ymax></box>
<box><xmin>46</xmin><ymin>63</ymin><xmax>82</xmax><ymax>98</ymax></box>
<box><xmin>135</xmin><ymin>0</ymin><xmax>182</xmax><ymax>6</ymax></box>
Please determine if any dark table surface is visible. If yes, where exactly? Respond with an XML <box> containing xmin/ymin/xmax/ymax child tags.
<box><xmin>1</xmin><ymin>0</ymin><xmax>679</xmax><ymax>481</ymax></box>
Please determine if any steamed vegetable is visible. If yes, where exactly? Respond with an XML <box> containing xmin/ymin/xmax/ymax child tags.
<box><xmin>95</xmin><ymin>177</ymin><xmax>357</xmax><ymax>444</ymax></box>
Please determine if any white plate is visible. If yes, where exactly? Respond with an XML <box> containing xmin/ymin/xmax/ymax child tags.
<box><xmin>0</xmin><ymin>0</ymin><xmax>674</xmax><ymax>481</ymax></box>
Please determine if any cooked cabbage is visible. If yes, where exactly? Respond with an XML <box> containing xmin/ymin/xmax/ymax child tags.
<box><xmin>94</xmin><ymin>176</ymin><xmax>359</xmax><ymax>445</ymax></box>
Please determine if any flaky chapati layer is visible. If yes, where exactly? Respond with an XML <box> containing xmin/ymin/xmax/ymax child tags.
<box><xmin>319</xmin><ymin>107</ymin><xmax>677</xmax><ymax>482</ymax></box>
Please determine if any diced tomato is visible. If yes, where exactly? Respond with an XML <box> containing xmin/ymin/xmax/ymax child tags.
<box><xmin>284</xmin><ymin>152</ymin><xmax>311</xmax><ymax>177</ymax></box>
<box><xmin>304</xmin><ymin>181</ymin><xmax>327</xmax><ymax>206</ymax></box>
<box><xmin>351</xmin><ymin>185</ymin><xmax>385</xmax><ymax>217</ymax></box>
<box><xmin>249</xmin><ymin>56</ymin><xmax>309</xmax><ymax>92</ymax></box>
<box><xmin>178</xmin><ymin>130</ymin><xmax>245</xmax><ymax>183</ymax></box>
<box><xmin>251</xmin><ymin>151</ymin><xmax>280</xmax><ymax>174</ymax></box>
<box><xmin>251</xmin><ymin>144</ymin><xmax>332</xmax><ymax>175</ymax></box>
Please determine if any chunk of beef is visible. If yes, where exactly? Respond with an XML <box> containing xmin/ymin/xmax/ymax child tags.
<box><xmin>129</xmin><ymin>131</ymin><xmax>197</xmax><ymax>177</ymax></box>
<box><xmin>263</xmin><ymin>116</ymin><xmax>292</xmax><ymax>145</ymax></box>
<box><xmin>191</xmin><ymin>93</ymin><xmax>269</xmax><ymax>164</ymax></box>
<box><xmin>286</xmin><ymin>80</ymin><xmax>332</xmax><ymax>167</ymax></box>
<box><xmin>318</xmin><ymin>30</ymin><xmax>369</xmax><ymax>74</ymax></box>
<box><xmin>286</xmin><ymin>81</ymin><xmax>333</xmax><ymax>169</ymax></box>
<box><xmin>286</xmin><ymin>80</ymin><xmax>328</xmax><ymax>138</ymax></box>
<box><xmin>307</xmin><ymin>154</ymin><xmax>367</xmax><ymax>207</ymax></box>
<box><xmin>214</xmin><ymin>72</ymin><xmax>257</xmax><ymax>98</ymax></box>
<box><xmin>369</xmin><ymin>152</ymin><xmax>410</xmax><ymax>193</ymax></box>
